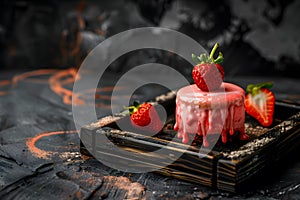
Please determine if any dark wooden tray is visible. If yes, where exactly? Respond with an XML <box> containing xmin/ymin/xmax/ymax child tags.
<box><xmin>80</xmin><ymin>91</ymin><xmax>300</xmax><ymax>193</ymax></box>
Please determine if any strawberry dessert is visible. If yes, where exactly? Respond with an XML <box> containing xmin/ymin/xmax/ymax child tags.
<box><xmin>174</xmin><ymin>43</ymin><xmax>249</xmax><ymax>147</ymax></box>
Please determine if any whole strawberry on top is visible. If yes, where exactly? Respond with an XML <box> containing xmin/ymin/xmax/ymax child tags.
<box><xmin>127</xmin><ymin>101</ymin><xmax>163</xmax><ymax>134</ymax></box>
<box><xmin>245</xmin><ymin>82</ymin><xmax>275</xmax><ymax>127</ymax></box>
<box><xmin>192</xmin><ymin>43</ymin><xmax>225</xmax><ymax>91</ymax></box>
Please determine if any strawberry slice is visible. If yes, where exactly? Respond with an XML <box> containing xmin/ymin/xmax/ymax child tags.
<box><xmin>245</xmin><ymin>82</ymin><xmax>275</xmax><ymax>127</ymax></box>
<box><xmin>127</xmin><ymin>101</ymin><xmax>163</xmax><ymax>134</ymax></box>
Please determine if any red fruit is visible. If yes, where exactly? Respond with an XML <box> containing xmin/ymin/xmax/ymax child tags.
<box><xmin>216</xmin><ymin>63</ymin><xmax>225</xmax><ymax>80</ymax></box>
<box><xmin>192</xmin><ymin>63</ymin><xmax>223</xmax><ymax>92</ymax></box>
<box><xmin>130</xmin><ymin>102</ymin><xmax>152</xmax><ymax>126</ymax></box>
<box><xmin>245</xmin><ymin>82</ymin><xmax>275</xmax><ymax>127</ymax></box>
<box><xmin>128</xmin><ymin>102</ymin><xmax>163</xmax><ymax>133</ymax></box>
<box><xmin>191</xmin><ymin>43</ymin><xmax>225</xmax><ymax>91</ymax></box>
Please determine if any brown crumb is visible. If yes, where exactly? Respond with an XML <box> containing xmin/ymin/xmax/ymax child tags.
<box><xmin>166</xmin><ymin>123</ymin><xmax>173</xmax><ymax>130</ymax></box>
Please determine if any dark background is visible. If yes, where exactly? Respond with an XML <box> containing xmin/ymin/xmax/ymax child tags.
<box><xmin>1</xmin><ymin>0</ymin><xmax>300</xmax><ymax>79</ymax></box>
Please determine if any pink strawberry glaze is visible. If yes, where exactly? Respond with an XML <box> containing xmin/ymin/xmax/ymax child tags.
<box><xmin>174</xmin><ymin>83</ymin><xmax>249</xmax><ymax>147</ymax></box>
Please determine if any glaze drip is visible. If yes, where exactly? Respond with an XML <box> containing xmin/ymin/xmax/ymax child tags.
<box><xmin>174</xmin><ymin>83</ymin><xmax>248</xmax><ymax>147</ymax></box>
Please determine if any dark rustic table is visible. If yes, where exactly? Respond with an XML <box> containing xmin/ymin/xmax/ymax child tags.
<box><xmin>0</xmin><ymin>68</ymin><xmax>299</xmax><ymax>199</ymax></box>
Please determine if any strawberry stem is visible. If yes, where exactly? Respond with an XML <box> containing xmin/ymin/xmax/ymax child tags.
<box><xmin>209</xmin><ymin>43</ymin><xmax>223</xmax><ymax>64</ymax></box>
<box><xmin>191</xmin><ymin>43</ymin><xmax>224</xmax><ymax>64</ymax></box>
<box><xmin>209</xmin><ymin>43</ymin><xmax>219</xmax><ymax>59</ymax></box>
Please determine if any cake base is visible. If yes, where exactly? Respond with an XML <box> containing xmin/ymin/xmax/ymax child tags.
<box><xmin>174</xmin><ymin>83</ymin><xmax>248</xmax><ymax>146</ymax></box>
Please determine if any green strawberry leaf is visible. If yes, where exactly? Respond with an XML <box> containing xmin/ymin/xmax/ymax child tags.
<box><xmin>246</xmin><ymin>84</ymin><xmax>255</xmax><ymax>93</ymax></box>
<box><xmin>124</xmin><ymin>100</ymin><xmax>141</xmax><ymax>115</ymax></box>
<box><xmin>214</xmin><ymin>52</ymin><xmax>224</xmax><ymax>64</ymax></box>
<box><xmin>192</xmin><ymin>53</ymin><xmax>201</xmax><ymax>64</ymax></box>
<box><xmin>246</xmin><ymin>82</ymin><xmax>274</xmax><ymax>95</ymax></box>
<box><xmin>199</xmin><ymin>54</ymin><xmax>210</xmax><ymax>63</ymax></box>
<box><xmin>133</xmin><ymin>100</ymin><xmax>140</xmax><ymax>108</ymax></box>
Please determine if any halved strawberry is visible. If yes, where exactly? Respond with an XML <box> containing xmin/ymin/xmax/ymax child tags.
<box><xmin>245</xmin><ymin>82</ymin><xmax>275</xmax><ymax>127</ymax></box>
<box><xmin>127</xmin><ymin>101</ymin><xmax>163</xmax><ymax>134</ymax></box>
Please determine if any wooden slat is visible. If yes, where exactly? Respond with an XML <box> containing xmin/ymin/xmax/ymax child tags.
<box><xmin>217</xmin><ymin>112</ymin><xmax>300</xmax><ymax>192</ymax></box>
